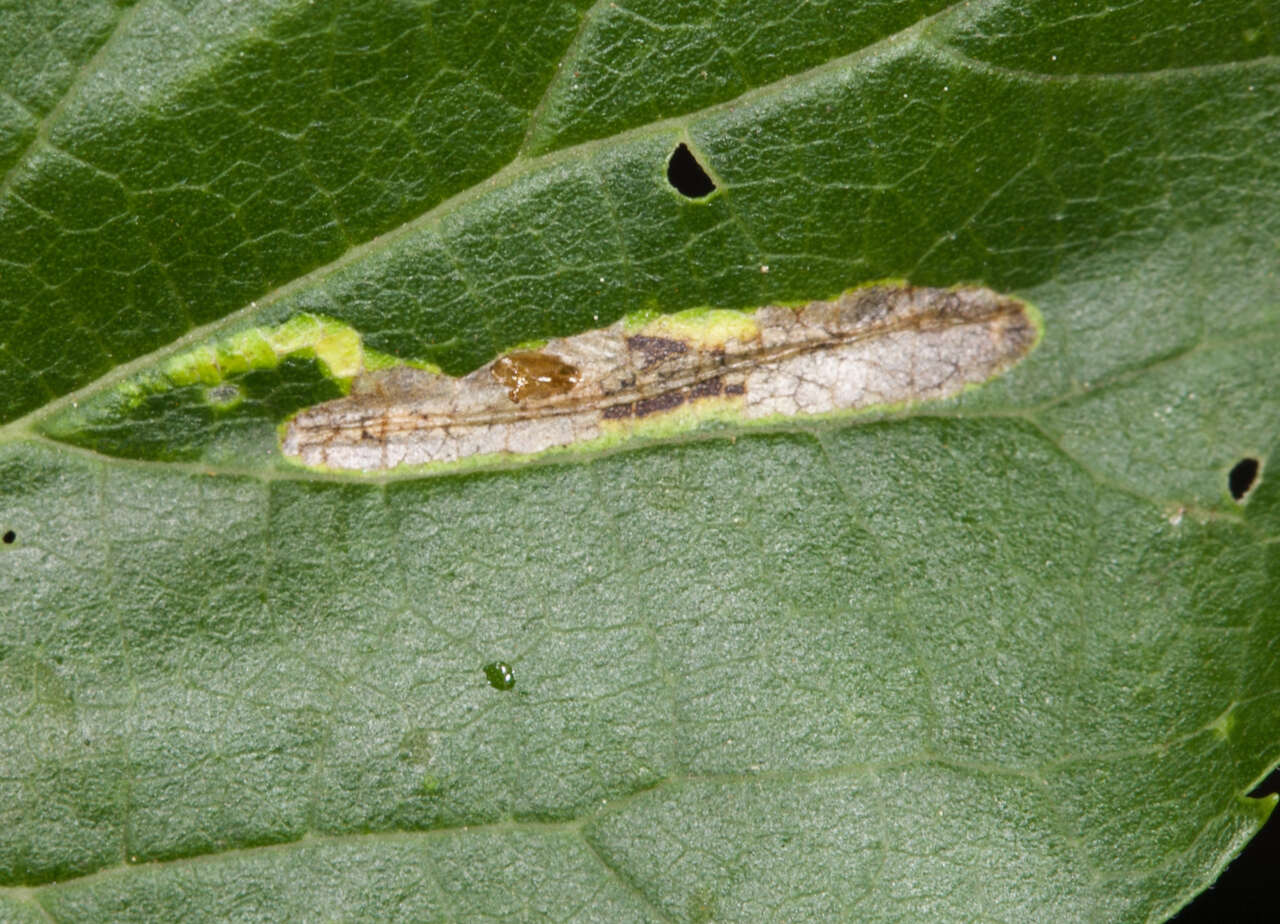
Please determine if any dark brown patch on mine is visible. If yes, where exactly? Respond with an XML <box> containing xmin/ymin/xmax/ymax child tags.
<box><xmin>603</xmin><ymin>402</ymin><xmax>635</xmax><ymax>419</ymax></box>
<box><xmin>635</xmin><ymin>390</ymin><xmax>686</xmax><ymax>418</ymax></box>
<box><xmin>491</xmin><ymin>351</ymin><xmax>581</xmax><ymax>403</ymax></box>
<box><xmin>1002</xmin><ymin>313</ymin><xmax>1039</xmax><ymax>352</ymax></box>
<box><xmin>725</xmin><ymin>383</ymin><xmax>746</xmax><ymax>396</ymax></box>
<box><xmin>626</xmin><ymin>335</ymin><xmax>689</xmax><ymax>369</ymax></box>
<box><xmin>688</xmin><ymin>376</ymin><xmax>723</xmax><ymax>400</ymax></box>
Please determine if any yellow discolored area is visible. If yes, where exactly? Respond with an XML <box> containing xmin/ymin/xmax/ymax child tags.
<box><xmin>632</xmin><ymin>307</ymin><xmax>760</xmax><ymax>349</ymax></box>
<box><xmin>150</xmin><ymin>315</ymin><xmax>435</xmax><ymax>402</ymax></box>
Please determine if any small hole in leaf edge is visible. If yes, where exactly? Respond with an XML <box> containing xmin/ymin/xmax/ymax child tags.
<box><xmin>1228</xmin><ymin>457</ymin><xmax>1260</xmax><ymax>501</ymax></box>
<box><xmin>667</xmin><ymin>143</ymin><xmax>716</xmax><ymax>198</ymax></box>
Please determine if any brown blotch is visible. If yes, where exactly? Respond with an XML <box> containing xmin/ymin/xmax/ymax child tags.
<box><xmin>725</xmin><ymin>383</ymin><xmax>746</xmax><ymax>396</ymax></box>
<box><xmin>635</xmin><ymin>390</ymin><xmax>686</xmax><ymax>418</ymax></box>
<box><xmin>1001</xmin><ymin>311</ymin><xmax>1039</xmax><ymax>352</ymax></box>
<box><xmin>626</xmin><ymin>335</ymin><xmax>689</xmax><ymax>369</ymax></box>
<box><xmin>688</xmin><ymin>376</ymin><xmax>723</xmax><ymax>400</ymax></box>
<box><xmin>491</xmin><ymin>351</ymin><xmax>581</xmax><ymax>403</ymax></box>
<box><xmin>603</xmin><ymin>402</ymin><xmax>635</xmax><ymax>419</ymax></box>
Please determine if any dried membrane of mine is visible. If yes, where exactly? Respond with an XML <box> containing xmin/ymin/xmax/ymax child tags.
<box><xmin>282</xmin><ymin>284</ymin><xmax>1039</xmax><ymax>471</ymax></box>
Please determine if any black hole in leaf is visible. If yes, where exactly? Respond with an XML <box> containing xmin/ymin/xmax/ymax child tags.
<box><xmin>667</xmin><ymin>143</ymin><xmax>716</xmax><ymax>198</ymax></box>
<box><xmin>1228</xmin><ymin>457</ymin><xmax>1259</xmax><ymax>501</ymax></box>
<box><xmin>1</xmin><ymin>530</ymin><xmax>13</xmax><ymax>544</ymax></box>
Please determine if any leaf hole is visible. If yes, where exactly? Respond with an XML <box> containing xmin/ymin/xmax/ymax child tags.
<box><xmin>667</xmin><ymin>142</ymin><xmax>716</xmax><ymax>198</ymax></box>
<box><xmin>2</xmin><ymin>530</ymin><xmax>13</xmax><ymax>544</ymax></box>
<box><xmin>1228</xmin><ymin>457</ymin><xmax>1260</xmax><ymax>501</ymax></box>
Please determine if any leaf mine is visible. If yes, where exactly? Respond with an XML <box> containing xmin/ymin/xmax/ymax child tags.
<box><xmin>281</xmin><ymin>283</ymin><xmax>1040</xmax><ymax>473</ymax></box>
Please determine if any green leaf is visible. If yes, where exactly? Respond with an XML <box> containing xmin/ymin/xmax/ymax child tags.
<box><xmin>1</xmin><ymin>0</ymin><xmax>1277</xmax><ymax>921</ymax></box>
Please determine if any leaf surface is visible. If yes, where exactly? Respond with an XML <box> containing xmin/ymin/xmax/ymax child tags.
<box><xmin>1</xmin><ymin>1</ymin><xmax>1277</xmax><ymax>921</ymax></box>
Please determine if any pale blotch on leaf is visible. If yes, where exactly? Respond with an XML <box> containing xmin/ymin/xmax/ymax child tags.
<box><xmin>205</xmin><ymin>383</ymin><xmax>242</xmax><ymax>408</ymax></box>
<box><xmin>282</xmin><ymin>283</ymin><xmax>1041</xmax><ymax>473</ymax></box>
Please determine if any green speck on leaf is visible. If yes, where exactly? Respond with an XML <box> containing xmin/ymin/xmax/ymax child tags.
<box><xmin>484</xmin><ymin>662</ymin><xmax>516</xmax><ymax>692</ymax></box>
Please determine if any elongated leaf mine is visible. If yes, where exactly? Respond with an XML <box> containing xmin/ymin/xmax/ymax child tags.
<box><xmin>282</xmin><ymin>284</ymin><xmax>1039</xmax><ymax>472</ymax></box>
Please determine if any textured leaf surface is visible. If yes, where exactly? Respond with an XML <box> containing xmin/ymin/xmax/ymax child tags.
<box><xmin>1</xmin><ymin>1</ymin><xmax>1277</xmax><ymax>921</ymax></box>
